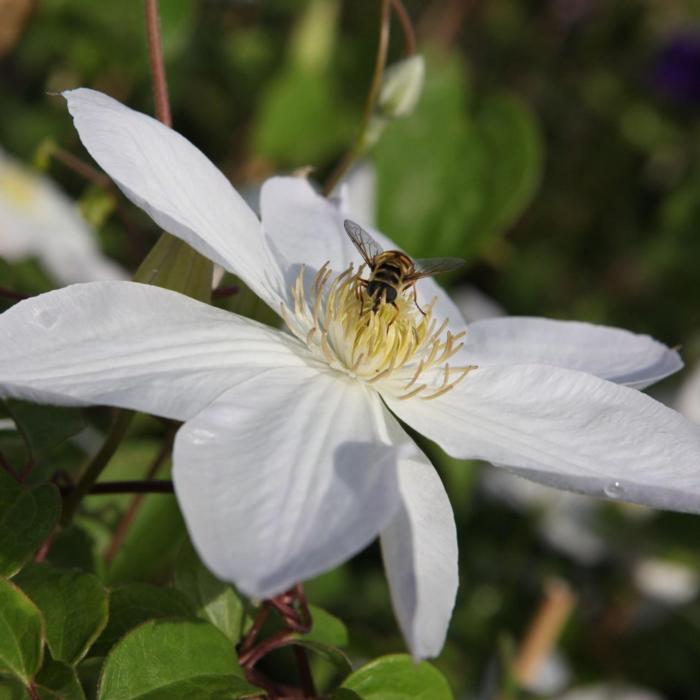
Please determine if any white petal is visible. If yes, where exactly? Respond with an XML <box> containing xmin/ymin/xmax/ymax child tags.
<box><xmin>464</xmin><ymin>317</ymin><xmax>682</xmax><ymax>388</ymax></box>
<box><xmin>380</xmin><ymin>418</ymin><xmax>458</xmax><ymax>659</ymax></box>
<box><xmin>334</xmin><ymin>161</ymin><xmax>378</xmax><ymax>228</ymax></box>
<box><xmin>0</xmin><ymin>148</ymin><xmax>124</xmax><ymax>284</ymax></box>
<box><xmin>451</xmin><ymin>285</ymin><xmax>505</xmax><ymax>323</ymax></box>
<box><xmin>0</xmin><ymin>281</ymin><xmax>307</xmax><ymax>420</ymax></box>
<box><xmin>385</xmin><ymin>364</ymin><xmax>700</xmax><ymax>513</ymax></box>
<box><xmin>63</xmin><ymin>89</ymin><xmax>282</xmax><ymax>307</ymax></box>
<box><xmin>260</xmin><ymin>176</ymin><xmax>356</xmax><ymax>278</ymax></box>
<box><xmin>262</xmin><ymin>175</ymin><xmax>467</xmax><ymax>330</ymax></box>
<box><xmin>173</xmin><ymin>370</ymin><xmax>403</xmax><ymax>599</ymax></box>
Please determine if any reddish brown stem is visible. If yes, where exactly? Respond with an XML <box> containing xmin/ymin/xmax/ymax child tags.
<box><xmin>390</xmin><ymin>0</ymin><xmax>416</xmax><ymax>55</ymax></box>
<box><xmin>239</xmin><ymin>605</ymin><xmax>271</xmax><ymax>654</ymax></box>
<box><xmin>50</xmin><ymin>146</ymin><xmax>110</xmax><ymax>189</ymax></box>
<box><xmin>50</xmin><ymin>145</ymin><xmax>146</xmax><ymax>263</ymax></box>
<box><xmin>239</xmin><ymin>584</ymin><xmax>316</xmax><ymax>697</ymax></box>
<box><xmin>34</xmin><ymin>531</ymin><xmax>56</xmax><ymax>563</ymax></box>
<box><xmin>322</xmin><ymin>0</ymin><xmax>391</xmax><ymax>196</ymax></box>
<box><xmin>0</xmin><ymin>451</ymin><xmax>18</xmax><ymax>480</ymax></box>
<box><xmin>63</xmin><ymin>479</ymin><xmax>175</xmax><ymax>495</ymax></box>
<box><xmin>212</xmin><ymin>285</ymin><xmax>240</xmax><ymax>300</ymax></box>
<box><xmin>239</xmin><ymin>629</ymin><xmax>296</xmax><ymax>669</ymax></box>
<box><xmin>0</xmin><ymin>287</ymin><xmax>29</xmax><ymax>301</ymax></box>
<box><xmin>293</xmin><ymin>645</ymin><xmax>317</xmax><ymax>698</ymax></box>
<box><xmin>145</xmin><ymin>0</ymin><xmax>172</xmax><ymax>127</ymax></box>
<box><xmin>295</xmin><ymin>583</ymin><xmax>312</xmax><ymax>628</ymax></box>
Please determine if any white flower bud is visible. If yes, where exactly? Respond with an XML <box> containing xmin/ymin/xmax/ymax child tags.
<box><xmin>378</xmin><ymin>54</ymin><xmax>425</xmax><ymax>119</ymax></box>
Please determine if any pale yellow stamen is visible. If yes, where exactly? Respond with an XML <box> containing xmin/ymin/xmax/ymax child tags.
<box><xmin>282</xmin><ymin>264</ymin><xmax>476</xmax><ymax>399</ymax></box>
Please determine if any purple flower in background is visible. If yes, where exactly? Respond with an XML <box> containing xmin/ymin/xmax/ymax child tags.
<box><xmin>651</xmin><ymin>31</ymin><xmax>700</xmax><ymax>106</ymax></box>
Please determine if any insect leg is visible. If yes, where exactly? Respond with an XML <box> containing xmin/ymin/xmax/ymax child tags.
<box><xmin>411</xmin><ymin>284</ymin><xmax>426</xmax><ymax>316</ymax></box>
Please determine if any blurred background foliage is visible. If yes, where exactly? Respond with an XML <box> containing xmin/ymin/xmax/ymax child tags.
<box><xmin>2</xmin><ymin>0</ymin><xmax>700</xmax><ymax>698</ymax></box>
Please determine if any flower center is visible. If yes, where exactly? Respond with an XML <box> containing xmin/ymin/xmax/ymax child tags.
<box><xmin>281</xmin><ymin>263</ymin><xmax>476</xmax><ymax>399</ymax></box>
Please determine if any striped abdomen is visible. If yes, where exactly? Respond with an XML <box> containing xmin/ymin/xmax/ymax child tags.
<box><xmin>367</xmin><ymin>251</ymin><xmax>414</xmax><ymax>308</ymax></box>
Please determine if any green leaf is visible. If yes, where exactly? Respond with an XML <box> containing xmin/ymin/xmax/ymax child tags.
<box><xmin>158</xmin><ymin>0</ymin><xmax>195</xmax><ymax>59</ymax></box>
<box><xmin>282</xmin><ymin>604</ymin><xmax>352</xmax><ymax>675</ymax></box>
<box><xmin>340</xmin><ymin>654</ymin><xmax>454</xmax><ymax>700</ymax></box>
<box><xmin>132</xmin><ymin>233</ymin><xmax>212</xmax><ymax>304</ymax></box>
<box><xmin>3</xmin><ymin>400</ymin><xmax>85</xmax><ymax>461</ymax></box>
<box><xmin>471</xmin><ymin>93</ymin><xmax>543</xmax><ymax>245</ymax></box>
<box><xmin>300</xmin><ymin>606</ymin><xmax>348</xmax><ymax>649</ymax></box>
<box><xmin>91</xmin><ymin>584</ymin><xmax>196</xmax><ymax>657</ymax></box>
<box><xmin>45</xmin><ymin>525</ymin><xmax>101</xmax><ymax>576</ymax></box>
<box><xmin>374</xmin><ymin>48</ymin><xmax>542</xmax><ymax>263</ymax></box>
<box><xmin>174</xmin><ymin>539</ymin><xmax>246</xmax><ymax>644</ymax></box>
<box><xmin>293</xmin><ymin>640</ymin><xmax>352</xmax><ymax>677</ymax></box>
<box><xmin>0</xmin><ymin>676</ymin><xmax>28</xmax><ymax>700</ymax></box>
<box><xmin>34</xmin><ymin>655</ymin><xmax>85</xmax><ymax>700</ymax></box>
<box><xmin>97</xmin><ymin>619</ymin><xmax>261</xmax><ymax>700</ymax></box>
<box><xmin>331</xmin><ymin>690</ymin><xmax>362</xmax><ymax>700</ymax></box>
<box><xmin>15</xmin><ymin>564</ymin><xmax>108</xmax><ymax>666</ymax></box>
<box><xmin>253</xmin><ymin>67</ymin><xmax>353</xmax><ymax>167</ymax></box>
<box><xmin>0</xmin><ymin>471</ymin><xmax>60</xmax><ymax>577</ymax></box>
<box><xmin>0</xmin><ymin>577</ymin><xmax>44</xmax><ymax>685</ymax></box>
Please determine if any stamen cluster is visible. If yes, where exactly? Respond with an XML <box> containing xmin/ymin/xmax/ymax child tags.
<box><xmin>281</xmin><ymin>263</ymin><xmax>476</xmax><ymax>400</ymax></box>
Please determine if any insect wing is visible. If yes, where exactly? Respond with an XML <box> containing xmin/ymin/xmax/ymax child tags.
<box><xmin>409</xmin><ymin>257</ymin><xmax>466</xmax><ymax>280</ymax></box>
<box><xmin>343</xmin><ymin>219</ymin><xmax>384</xmax><ymax>266</ymax></box>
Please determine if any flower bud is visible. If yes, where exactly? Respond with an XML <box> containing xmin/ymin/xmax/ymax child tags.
<box><xmin>377</xmin><ymin>54</ymin><xmax>425</xmax><ymax>119</ymax></box>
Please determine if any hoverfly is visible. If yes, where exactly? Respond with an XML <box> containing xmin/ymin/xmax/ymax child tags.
<box><xmin>343</xmin><ymin>219</ymin><xmax>464</xmax><ymax>315</ymax></box>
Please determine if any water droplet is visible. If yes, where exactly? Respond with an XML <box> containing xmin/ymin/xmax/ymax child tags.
<box><xmin>32</xmin><ymin>307</ymin><xmax>59</xmax><ymax>329</ymax></box>
<box><xmin>604</xmin><ymin>481</ymin><xmax>625</xmax><ymax>499</ymax></box>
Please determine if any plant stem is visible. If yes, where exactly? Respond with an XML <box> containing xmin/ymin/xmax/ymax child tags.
<box><xmin>293</xmin><ymin>645</ymin><xmax>316</xmax><ymax>698</ymax></box>
<box><xmin>0</xmin><ymin>450</ymin><xmax>18</xmax><ymax>480</ymax></box>
<box><xmin>212</xmin><ymin>285</ymin><xmax>240</xmax><ymax>300</ymax></box>
<box><xmin>322</xmin><ymin>0</ymin><xmax>391</xmax><ymax>196</ymax></box>
<box><xmin>63</xmin><ymin>479</ymin><xmax>175</xmax><ymax>495</ymax></box>
<box><xmin>60</xmin><ymin>410</ymin><xmax>133</xmax><ymax>525</ymax></box>
<box><xmin>239</xmin><ymin>584</ymin><xmax>316</xmax><ymax>697</ymax></box>
<box><xmin>390</xmin><ymin>0</ymin><xmax>416</xmax><ymax>56</ymax></box>
<box><xmin>50</xmin><ymin>146</ymin><xmax>111</xmax><ymax>188</ymax></box>
<box><xmin>145</xmin><ymin>0</ymin><xmax>172</xmax><ymax>127</ymax></box>
<box><xmin>0</xmin><ymin>286</ymin><xmax>28</xmax><ymax>301</ymax></box>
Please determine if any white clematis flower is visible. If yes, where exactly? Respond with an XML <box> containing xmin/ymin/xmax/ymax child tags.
<box><xmin>0</xmin><ymin>147</ymin><xmax>124</xmax><ymax>284</ymax></box>
<box><xmin>1</xmin><ymin>88</ymin><xmax>699</xmax><ymax>659</ymax></box>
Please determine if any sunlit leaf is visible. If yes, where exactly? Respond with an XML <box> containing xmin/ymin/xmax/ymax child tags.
<box><xmin>174</xmin><ymin>539</ymin><xmax>247</xmax><ymax>644</ymax></box>
<box><xmin>132</xmin><ymin>233</ymin><xmax>212</xmax><ymax>303</ymax></box>
<box><xmin>339</xmin><ymin>654</ymin><xmax>453</xmax><ymax>700</ymax></box>
<box><xmin>0</xmin><ymin>577</ymin><xmax>44</xmax><ymax>685</ymax></box>
<box><xmin>97</xmin><ymin>619</ymin><xmax>261</xmax><ymax>699</ymax></box>
<box><xmin>298</xmin><ymin>605</ymin><xmax>348</xmax><ymax>649</ymax></box>
<box><xmin>91</xmin><ymin>583</ymin><xmax>195</xmax><ymax>658</ymax></box>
